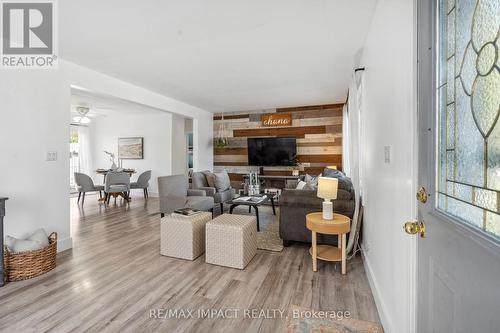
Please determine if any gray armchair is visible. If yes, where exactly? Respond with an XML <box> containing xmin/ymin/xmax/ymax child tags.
<box><xmin>158</xmin><ymin>174</ymin><xmax>214</xmax><ymax>217</ymax></box>
<box><xmin>191</xmin><ymin>171</ymin><xmax>235</xmax><ymax>213</ymax></box>
<box><xmin>130</xmin><ymin>170</ymin><xmax>152</xmax><ymax>199</ymax></box>
<box><xmin>74</xmin><ymin>172</ymin><xmax>104</xmax><ymax>205</ymax></box>
<box><xmin>105</xmin><ymin>171</ymin><xmax>131</xmax><ymax>204</ymax></box>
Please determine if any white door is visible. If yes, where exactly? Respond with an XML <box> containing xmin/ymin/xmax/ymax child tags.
<box><xmin>414</xmin><ymin>0</ymin><xmax>500</xmax><ymax>332</ymax></box>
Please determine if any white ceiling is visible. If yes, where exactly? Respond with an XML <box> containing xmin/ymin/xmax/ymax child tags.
<box><xmin>61</xmin><ymin>0</ymin><xmax>376</xmax><ymax>112</ymax></box>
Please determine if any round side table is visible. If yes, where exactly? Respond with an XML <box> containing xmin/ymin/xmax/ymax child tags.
<box><xmin>306</xmin><ymin>212</ymin><xmax>351</xmax><ymax>274</ymax></box>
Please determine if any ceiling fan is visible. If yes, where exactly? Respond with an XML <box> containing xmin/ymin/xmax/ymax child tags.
<box><xmin>73</xmin><ymin>106</ymin><xmax>91</xmax><ymax>124</ymax></box>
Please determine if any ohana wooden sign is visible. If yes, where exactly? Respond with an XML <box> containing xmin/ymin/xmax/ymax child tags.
<box><xmin>261</xmin><ymin>113</ymin><xmax>292</xmax><ymax>127</ymax></box>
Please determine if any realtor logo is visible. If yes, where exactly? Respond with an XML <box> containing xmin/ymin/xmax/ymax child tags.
<box><xmin>1</xmin><ymin>1</ymin><xmax>58</xmax><ymax>68</ymax></box>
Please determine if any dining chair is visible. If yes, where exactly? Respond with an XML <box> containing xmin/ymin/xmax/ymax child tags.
<box><xmin>104</xmin><ymin>171</ymin><xmax>131</xmax><ymax>204</ymax></box>
<box><xmin>74</xmin><ymin>172</ymin><xmax>104</xmax><ymax>206</ymax></box>
<box><xmin>130</xmin><ymin>170</ymin><xmax>152</xmax><ymax>199</ymax></box>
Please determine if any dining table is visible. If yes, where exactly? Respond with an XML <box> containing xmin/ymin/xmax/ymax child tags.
<box><xmin>95</xmin><ymin>168</ymin><xmax>136</xmax><ymax>181</ymax></box>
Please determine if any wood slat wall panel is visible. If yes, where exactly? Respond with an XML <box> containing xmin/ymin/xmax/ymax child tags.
<box><xmin>233</xmin><ymin>126</ymin><xmax>326</xmax><ymax>138</ymax></box>
<box><xmin>214</xmin><ymin>103</ymin><xmax>344</xmax><ymax>178</ymax></box>
<box><xmin>214</xmin><ymin>155</ymin><xmax>247</xmax><ymax>163</ymax></box>
<box><xmin>297</xmin><ymin>139</ymin><xmax>343</xmax><ymax>147</ymax></box>
<box><xmin>214</xmin><ymin>161</ymin><xmax>249</xmax><ymax>166</ymax></box>
<box><xmin>295</xmin><ymin>116</ymin><xmax>342</xmax><ymax>127</ymax></box>
<box><xmin>297</xmin><ymin>154</ymin><xmax>342</xmax><ymax>163</ymax></box>
<box><xmin>291</xmin><ymin>109</ymin><xmax>343</xmax><ymax>119</ymax></box>
<box><xmin>228</xmin><ymin>173</ymin><xmax>245</xmax><ymax>181</ymax></box>
<box><xmin>276</xmin><ymin>103</ymin><xmax>344</xmax><ymax>112</ymax></box>
<box><xmin>304</xmin><ymin>133</ymin><xmax>342</xmax><ymax>139</ymax></box>
<box><xmin>214</xmin><ymin>148</ymin><xmax>248</xmax><ymax>155</ymax></box>
<box><xmin>213</xmin><ymin>114</ymin><xmax>250</xmax><ymax>120</ymax></box>
<box><xmin>297</xmin><ymin>146</ymin><xmax>342</xmax><ymax>155</ymax></box>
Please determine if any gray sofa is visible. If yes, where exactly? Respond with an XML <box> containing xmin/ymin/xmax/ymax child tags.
<box><xmin>279</xmin><ymin>170</ymin><xmax>355</xmax><ymax>246</ymax></box>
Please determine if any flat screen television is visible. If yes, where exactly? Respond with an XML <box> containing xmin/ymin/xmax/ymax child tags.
<box><xmin>247</xmin><ymin>137</ymin><xmax>297</xmax><ymax>166</ymax></box>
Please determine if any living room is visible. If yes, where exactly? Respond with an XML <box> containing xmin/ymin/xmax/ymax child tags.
<box><xmin>1</xmin><ymin>1</ymin><xmax>499</xmax><ymax>333</ymax></box>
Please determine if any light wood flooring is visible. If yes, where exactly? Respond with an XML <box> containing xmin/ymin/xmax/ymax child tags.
<box><xmin>0</xmin><ymin>194</ymin><xmax>379</xmax><ymax>333</ymax></box>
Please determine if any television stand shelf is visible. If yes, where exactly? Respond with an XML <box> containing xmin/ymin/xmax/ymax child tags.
<box><xmin>243</xmin><ymin>174</ymin><xmax>300</xmax><ymax>192</ymax></box>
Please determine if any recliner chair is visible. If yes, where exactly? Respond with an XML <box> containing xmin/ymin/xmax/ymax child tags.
<box><xmin>191</xmin><ymin>170</ymin><xmax>235</xmax><ymax>213</ymax></box>
<box><xmin>157</xmin><ymin>174</ymin><xmax>214</xmax><ymax>217</ymax></box>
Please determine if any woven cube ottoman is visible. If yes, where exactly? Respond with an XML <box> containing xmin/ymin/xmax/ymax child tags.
<box><xmin>205</xmin><ymin>214</ymin><xmax>257</xmax><ymax>269</ymax></box>
<box><xmin>160</xmin><ymin>212</ymin><xmax>212</xmax><ymax>260</ymax></box>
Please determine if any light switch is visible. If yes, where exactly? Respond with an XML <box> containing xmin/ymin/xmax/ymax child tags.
<box><xmin>384</xmin><ymin>145</ymin><xmax>392</xmax><ymax>164</ymax></box>
<box><xmin>46</xmin><ymin>151</ymin><xmax>57</xmax><ymax>161</ymax></box>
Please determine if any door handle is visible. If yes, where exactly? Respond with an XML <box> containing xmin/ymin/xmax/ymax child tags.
<box><xmin>404</xmin><ymin>221</ymin><xmax>426</xmax><ymax>238</ymax></box>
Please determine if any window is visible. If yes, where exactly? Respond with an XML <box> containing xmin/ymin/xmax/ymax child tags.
<box><xmin>69</xmin><ymin>126</ymin><xmax>80</xmax><ymax>192</ymax></box>
<box><xmin>436</xmin><ymin>0</ymin><xmax>500</xmax><ymax>240</ymax></box>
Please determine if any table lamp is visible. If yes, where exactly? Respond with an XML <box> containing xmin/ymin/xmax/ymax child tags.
<box><xmin>317</xmin><ymin>177</ymin><xmax>338</xmax><ymax>220</ymax></box>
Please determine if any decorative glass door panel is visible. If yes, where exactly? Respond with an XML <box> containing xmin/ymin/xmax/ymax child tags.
<box><xmin>437</xmin><ymin>0</ymin><xmax>500</xmax><ymax>240</ymax></box>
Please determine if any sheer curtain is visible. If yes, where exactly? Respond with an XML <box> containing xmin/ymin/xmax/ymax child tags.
<box><xmin>342</xmin><ymin>104</ymin><xmax>351</xmax><ymax>176</ymax></box>
<box><xmin>78</xmin><ymin>126</ymin><xmax>92</xmax><ymax>176</ymax></box>
<box><xmin>346</xmin><ymin>69</ymin><xmax>364</xmax><ymax>254</ymax></box>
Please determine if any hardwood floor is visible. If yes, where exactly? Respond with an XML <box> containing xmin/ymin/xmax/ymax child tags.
<box><xmin>0</xmin><ymin>194</ymin><xmax>379</xmax><ymax>332</ymax></box>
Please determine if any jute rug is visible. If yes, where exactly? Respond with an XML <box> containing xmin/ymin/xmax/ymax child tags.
<box><xmin>285</xmin><ymin>305</ymin><xmax>384</xmax><ymax>333</ymax></box>
<box><xmin>257</xmin><ymin>219</ymin><xmax>284</xmax><ymax>252</ymax></box>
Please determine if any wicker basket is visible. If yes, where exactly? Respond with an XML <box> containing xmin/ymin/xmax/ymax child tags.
<box><xmin>3</xmin><ymin>232</ymin><xmax>57</xmax><ymax>282</ymax></box>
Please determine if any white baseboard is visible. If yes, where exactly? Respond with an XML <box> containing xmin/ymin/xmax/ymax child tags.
<box><xmin>57</xmin><ymin>236</ymin><xmax>73</xmax><ymax>253</ymax></box>
<box><xmin>361</xmin><ymin>246</ymin><xmax>394</xmax><ymax>333</ymax></box>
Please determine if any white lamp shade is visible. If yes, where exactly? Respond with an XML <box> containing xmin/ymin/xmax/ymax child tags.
<box><xmin>317</xmin><ymin>177</ymin><xmax>338</xmax><ymax>200</ymax></box>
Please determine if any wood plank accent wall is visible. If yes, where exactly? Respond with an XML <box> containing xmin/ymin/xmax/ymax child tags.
<box><xmin>213</xmin><ymin>103</ymin><xmax>344</xmax><ymax>186</ymax></box>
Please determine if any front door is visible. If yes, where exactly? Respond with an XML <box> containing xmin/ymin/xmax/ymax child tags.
<box><xmin>414</xmin><ymin>0</ymin><xmax>500</xmax><ymax>332</ymax></box>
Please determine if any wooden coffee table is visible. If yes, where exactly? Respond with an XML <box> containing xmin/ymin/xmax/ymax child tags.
<box><xmin>228</xmin><ymin>194</ymin><xmax>276</xmax><ymax>232</ymax></box>
<box><xmin>306</xmin><ymin>212</ymin><xmax>351</xmax><ymax>274</ymax></box>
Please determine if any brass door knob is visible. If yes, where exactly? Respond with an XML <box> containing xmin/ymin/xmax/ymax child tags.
<box><xmin>404</xmin><ymin>221</ymin><xmax>426</xmax><ymax>238</ymax></box>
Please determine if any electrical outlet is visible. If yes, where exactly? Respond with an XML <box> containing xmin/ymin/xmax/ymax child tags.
<box><xmin>46</xmin><ymin>151</ymin><xmax>57</xmax><ymax>161</ymax></box>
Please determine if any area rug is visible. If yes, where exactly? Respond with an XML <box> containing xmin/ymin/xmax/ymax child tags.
<box><xmin>285</xmin><ymin>305</ymin><xmax>384</xmax><ymax>333</ymax></box>
<box><xmin>257</xmin><ymin>219</ymin><xmax>283</xmax><ymax>252</ymax></box>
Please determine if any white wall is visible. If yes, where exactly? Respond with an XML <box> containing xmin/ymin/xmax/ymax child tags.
<box><xmin>0</xmin><ymin>71</ymin><xmax>72</xmax><ymax>252</ymax></box>
<box><xmin>192</xmin><ymin>117</ymin><xmax>213</xmax><ymax>172</ymax></box>
<box><xmin>0</xmin><ymin>60</ymin><xmax>213</xmax><ymax>252</ymax></box>
<box><xmin>354</xmin><ymin>0</ymin><xmax>417</xmax><ymax>332</ymax></box>
<box><xmin>89</xmin><ymin>112</ymin><xmax>173</xmax><ymax>195</ymax></box>
<box><xmin>170</xmin><ymin>114</ymin><xmax>188</xmax><ymax>175</ymax></box>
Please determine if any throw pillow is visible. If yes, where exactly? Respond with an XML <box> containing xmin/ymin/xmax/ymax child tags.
<box><xmin>5</xmin><ymin>235</ymin><xmax>16</xmax><ymax>251</ymax></box>
<box><xmin>295</xmin><ymin>180</ymin><xmax>307</xmax><ymax>190</ymax></box>
<box><xmin>11</xmin><ymin>239</ymin><xmax>44</xmax><ymax>252</ymax></box>
<box><xmin>27</xmin><ymin>228</ymin><xmax>49</xmax><ymax>247</ymax></box>
<box><xmin>202</xmin><ymin>171</ymin><xmax>216</xmax><ymax>188</ymax></box>
<box><xmin>321</xmin><ymin>167</ymin><xmax>352</xmax><ymax>191</ymax></box>
<box><xmin>213</xmin><ymin>170</ymin><xmax>231</xmax><ymax>192</ymax></box>
<box><xmin>303</xmin><ymin>174</ymin><xmax>320</xmax><ymax>190</ymax></box>
<box><xmin>322</xmin><ymin>167</ymin><xmax>344</xmax><ymax>178</ymax></box>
